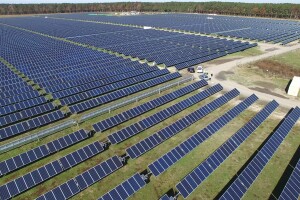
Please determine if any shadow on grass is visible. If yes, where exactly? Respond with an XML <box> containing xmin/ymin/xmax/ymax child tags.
<box><xmin>285</xmin><ymin>79</ymin><xmax>292</xmax><ymax>93</ymax></box>
<box><xmin>268</xmin><ymin>145</ymin><xmax>300</xmax><ymax>200</ymax></box>
<box><xmin>214</xmin><ymin>108</ymin><xmax>294</xmax><ymax>200</ymax></box>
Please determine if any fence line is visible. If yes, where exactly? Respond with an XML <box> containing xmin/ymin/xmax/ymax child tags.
<box><xmin>0</xmin><ymin>120</ymin><xmax>76</xmax><ymax>154</ymax></box>
<box><xmin>0</xmin><ymin>76</ymin><xmax>194</xmax><ymax>154</ymax></box>
<box><xmin>79</xmin><ymin>76</ymin><xmax>194</xmax><ymax>123</ymax></box>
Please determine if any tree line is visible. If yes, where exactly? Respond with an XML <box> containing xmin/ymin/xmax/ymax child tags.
<box><xmin>0</xmin><ymin>2</ymin><xmax>299</xmax><ymax>19</ymax></box>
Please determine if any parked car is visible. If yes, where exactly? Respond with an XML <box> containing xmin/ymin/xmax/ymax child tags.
<box><xmin>197</xmin><ymin>65</ymin><xmax>204</xmax><ymax>73</ymax></box>
<box><xmin>199</xmin><ymin>73</ymin><xmax>211</xmax><ymax>81</ymax></box>
<box><xmin>187</xmin><ymin>67</ymin><xmax>195</xmax><ymax>73</ymax></box>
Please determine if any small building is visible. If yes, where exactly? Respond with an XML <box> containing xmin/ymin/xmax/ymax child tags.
<box><xmin>287</xmin><ymin>76</ymin><xmax>300</xmax><ymax>97</ymax></box>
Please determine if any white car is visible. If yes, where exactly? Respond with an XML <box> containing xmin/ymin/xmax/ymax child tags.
<box><xmin>197</xmin><ymin>66</ymin><xmax>203</xmax><ymax>73</ymax></box>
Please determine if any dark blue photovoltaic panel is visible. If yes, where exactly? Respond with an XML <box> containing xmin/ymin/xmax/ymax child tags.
<box><xmin>0</xmin><ymin>91</ymin><xmax>40</xmax><ymax>107</ymax></box>
<box><xmin>61</xmin><ymin>69</ymin><xmax>169</xmax><ymax>106</ymax></box>
<box><xmin>0</xmin><ymin>96</ymin><xmax>47</xmax><ymax>116</ymax></box>
<box><xmin>93</xmin><ymin>80</ymin><xmax>207</xmax><ymax>133</ymax></box>
<box><xmin>126</xmin><ymin>88</ymin><xmax>239</xmax><ymax>159</ymax></box>
<box><xmin>69</xmin><ymin>72</ymin><xmax>181</xmax><ymax>114</ymax></box>
<box><xmin>148</xmin><ymin>94</ymin><xmax>258</xmax><ymax>177</ymax></box>
<box><xmin>59</xmin><ymin>142</ymin><xmax>104</xmax><ymax>170</ymax></box>
<box><xmin>176</xmin><ymin>100</ymin><xmax>278</xmax><ymax>199</ymax></box>
<box><xmin>0</xmin><ymin>142</ymin><xmax>104</xmax><ymax>200</ymax></box>
<box><xmin>53</xmin><ymin>66</ymin><xmax>158</xmax><ymax>99</ymax></box>
<box><xmin>98</xmin><ymin>173</ymin><xmax>146</xmax><ymax>200</ymax></box>
<box><xmin>278</xmin><ymin>157</ymin><xmax>300</xmax><ymax>200</ymax></box>
<box><xmin>47</xmin><ymin>129</ymin><xmax>89</xmax><ymax>153</ymax></box>
<box><xmin>37</xmin><ymin>156</ymin><xmax>123</xmax><ymax>200</ymax></box>
<box><xmin>160</xmin><ymin>194</ymin><xmax>172</xmax><ymax>200</ymax></box>
<box><xmin>0</xmin><ymin>102</ymin><xmax>55</xmax><ymax>127</ymax></box>
<box><xmin>108</xmin><ymin>83</ymin><xmax>221</xmax><ymax>145</ymax></box>
<box><xmin>219</xmin><ymin>106</ymin><xmax>300</xmax><ymax>200</ymax></box>
<box><xmin>0</xmin><ymin>129</ymin><xmax>88</xmax><ymax>176</ymax></box>
<box><xmin>0</xmin><ymin>110</ymin><xmax>65</xmax><ymax>141</ymax></box>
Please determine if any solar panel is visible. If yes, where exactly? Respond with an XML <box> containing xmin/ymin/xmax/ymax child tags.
<box><xmin>0</xmin><ymin>110</ymin><xmax>65</xmax><ymax>141</ymax></box>
<box><xmin>0</xmin><ymin>102</ymin><xmax>55</xmax><ymax>127</ymax></box>
<box><xmin>160</xmin><ymin>194</ymin><xmax>172</xmax><ymax>200</ymax></box>
<box><xmin>53</xmin><ymin>66</ymin><xmax>157</xmax><ymax>99</ymax></box>
<box><xmin>98</xmin><ymin>173</ymin><xmax>146</xmax><ymax>200</ymax></box>
<box><xmin>278</xmin><ymin>157</ymin><xmax>300</xmax><ymax>200</ymax></box>
<box><xmin>61</xmin><ymin>69</ymin><xmax>169</xmax><ymax>106</ymax></box>
<box><xmin>176</xmin><ymin>100</ymin><xmax>279</xmax><ymax>199</ymax></box>
<box><xmin>59</xmin><ymin>141</ymin><xmax>104</xmax><ymax>170</ymax></box>
<box><xmin>219</xmin><ymin>106</ymin><xmax>300</xmax><ymax>200</ymax></box>
<box><xmin>126</xmin><ymin>88</ymin><xmax>239</xmax><ymax>159</ymax></box>
<box><xmin>0</xmin><ymin>142</ymin><xmax>104</xmax><ymax>200</ymax></box>
<box><xmin>108</xmin><ymin>83</ymin><xmax>221</xmax><ymax>145</ymax></box>
<box><xmin>0</xmin><ymin>129</ymin><xmax>89</xmax><ymax>176</ymax></box>
<box><xmin>69</xmin><ymin>72</ymin><xmax>181</xmax><ymax>114</ymax></box>
<box><xmin>93</xmin><ymin>80</ymin><xmax>208</xmax><ymax>132</ymax></box>
<box><xmin>47</xmin><ymin>129</ymin><xmax>89</xmax><ymax>153</ymax></box>
<box><xmin>148</xmin><ymin>94</ymin><xmax>258</xmax><ymax>177</ymax></box>
<box><xmin>0</xmin><ymin>96</ymin><xmax>47</xmax><ymax>117</ymax></box>
<box><xmin>0</xmin><ymin>145</ymin><xmax>49</xmax><ymax>176</ymax></box>
<box><xmin>37</xmin><ymin>155</ymin><xmax>123</xmax><ymax>200</ymax></box>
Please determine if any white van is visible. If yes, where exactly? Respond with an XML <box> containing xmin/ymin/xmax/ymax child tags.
<box><xmin>197</xmin><ymin>65</ymin><xmax>203</xmax><ymax>73</ymax></box>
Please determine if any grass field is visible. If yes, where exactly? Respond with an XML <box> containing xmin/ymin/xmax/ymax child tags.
<box><xmin>227</xmin><ymin>49</ymin><xmax>300</xmax><ymax>98</ymax></box>
<box><xmin>206</xmin><ymin>46</ymin><xmax>263</xmax><ymax>65</ymax></box>
<box><xmin>0</xmin><ymin>80</ymin><xmax>299</xmax><ymax>200</ymax></box>
<box><xmin>268</xmin><ymin>49</ymin><xmax>300</xmax><ymax>70</ymax></box>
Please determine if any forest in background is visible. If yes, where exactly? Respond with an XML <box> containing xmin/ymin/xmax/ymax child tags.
<box><xmin>0</xmin><ymin>2</ymin><xmax>299</xmax><ymax>19</ymax></box>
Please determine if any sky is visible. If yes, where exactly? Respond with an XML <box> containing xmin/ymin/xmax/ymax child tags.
<box><xmin>2</xmin><ymin>0</ymin><xmax>300</xmax><ymax>4</ymax></box>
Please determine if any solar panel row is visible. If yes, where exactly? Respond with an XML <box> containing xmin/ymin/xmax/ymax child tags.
<box><xmin>0</xmin><ymin>90</ymin><xmax>40</xmax><ymax>107</ymax></box>
<box><xmin>0</xmin><ymin>85</ymin><xmax>34</xmax><ymax>99</ymax></box>
<box><xmin>61</xmin><ymin>68</ymin><xmax>169</xmax><ymax>106</ymax></box>
<box><xmin>0</xmin><ymin>141</ymin><xmax>104</xmax><ymax>200</ymax></box>
<box><xmin>0</xmin><ymin>17</ymin><xmax>138</xmax><ymax>38</ymax></box>
<box><xmin>176</xmin><ymin>100</ymin><xmax>279</xmax><ymax>199</ymax></box>
<box><xmin>45</xmin><ymin>61</ymin><xmax>150</xmax><ymax>93</ymax></box>
<box><xmin>4</xmin><ymin>17</ymin><xmax>254</xmax><ymax>70</ymax></box>
<box><xmin>36</xmin><ymin>57</ymin><xmax>142</xmax><ymax>89</ymax></box>
<box><xmin>98</xmin><ymin>173</ymin><xmax>147</xmax><ymax>200</ymax></box>
<box><xmin>4</xmin><ymin>14</ymin><xmax>299</xmax><ymax>44</ymax></box>
<box><xmin>37</xmin><ymin>155</ymin><xmax>123</xmax><ymax>200</ymax></box>
<box><xmin>54</xmin><ymin>66</ymin><xmax>157</xmax><ymax>100</ymax></box>
<box><xmin>35</xmin><ymin>57</ymin><xmax>139</xmax><ymax>88</ymax></box>
<box><xmin>0</xmin><ymin>26</ymin><xmax>124</xmax><ymax>81</ymax></box>
<box><xmin>219</xmin><ymin>106</ymin><xmax>300</xmax><ymax>200</ymax></box>
<box><xmin>278</xmin><ymin>157</ymin><xmax>300</xmax><ymax>200</ymax></box>
<box><xmin>0</xmin><ymin>129</ymin><xmax>89</xmax><ymax>176</ymax></box>
<box><xmin>0</xmin><ymin>63</ymin><xmax>27</xmax><ymax>89</ymax></box>
<box><xmin>148</xmin><ymin>94</ymin><xmax>258</xmax><ymax>177</ymax></box>
<box><xmin>108</xmin><ymin>83</ymin><xmax>220</xmax><ymax>145</ymax></box>
<box><xmin>0</xmin><ymin>102</ymin><xmax>55</xmax><ymax>127</ymax></box>
<box><xmin>81</xmin><ymin>31</ymin><xmax>254</xmax><ymax>70</ymax></box>
<box><xmin>160</xmin><ymin>194</ymin><xmax>172</xmax><ymax>200</ymax></box>
<box><xmin>126</xmin><ymin>88</ymin><xmax>240</xmax><ymax>159</ymax></box>
<box><xmin>0</xmin><ymin>96</ymin><xmax>47</xmax><ymax>116</ymax></box>
<box><xmin>1</xmin><ymin>27</ymin><xmax>171</xmax><ymax>122</ymax></box>
<box><xmin>0</xmin><ymin>62</ymin><xmax>39</xmax><ymax>115</ymax></box>
<box><xmin>93</xmin><ymin>80</ymin><xmax>208</xmax><ymax>133</ymax></box>
<box><xmin>69</xmin><ymin>72</ymin><xmax>181</xmax><ymax>114</ymax></box>
<box><xmin>64</xmin><ymin>13</ymin><xmax>293</xmax><ymax>44</ymax></box>
<box><xmin>0</xmin><ymin>110</ymin><xmax>65</xmax><ymax>141</ymax></box>
<box><xmin>0</xmin><ymin>63</ymin><xmax>37</xmax><ymax>101</ymax></box>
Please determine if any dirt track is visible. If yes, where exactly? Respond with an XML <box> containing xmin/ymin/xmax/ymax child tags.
<box><xmin>206</xmin><ymin>43</ymin><xmax>300</xmax><ymax>108</ymax></box>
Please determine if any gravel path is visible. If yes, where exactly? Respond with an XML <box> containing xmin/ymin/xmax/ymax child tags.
<box><xmin>206</xmin><ymin>43</ymin><xmax>300</xmax><ymax>108</ymax></box>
